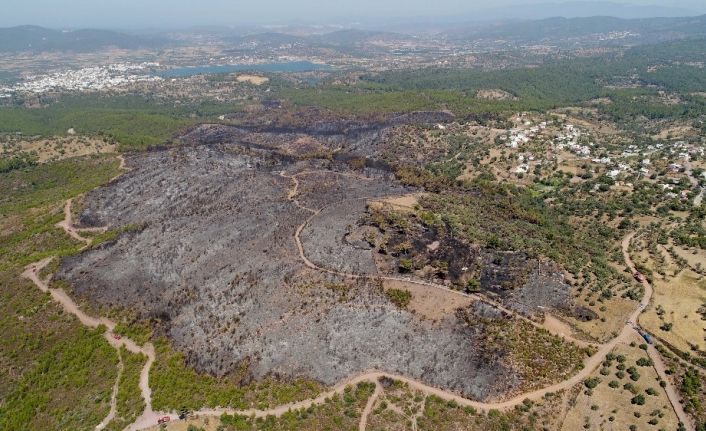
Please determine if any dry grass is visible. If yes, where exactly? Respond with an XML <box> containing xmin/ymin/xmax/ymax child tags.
<box><xmin>476</xmin><ymin>89</ymin><xmax>518</xmax><ymax>101</ymax></box>
<box><xmin>236</xmin><ymin>74</ymin><xmax>269</xmax><ymax>85</ymax></box>
<box><xmin>382</xmin><ymin>279</ymin><xmax>474</xmax><ymax>322</ymax></box>
<box><xmin>561</xmin><ymin>333</ymin><xmax>678</xmax><ymax>431</ymax></box>
<box><xmin>572</xmin><ymin>297</ymin><xmax>637</xmax><ymax>342</ymax></box>
<box><xmin>652</xmin><ymin>125</ymin><xmax>698</xmax><ymax>140</ymax></box>
<box><xmin>544</xmin><ymin>314</ymin><xmax>579</xmax><ymax>340</ymax></box>
<box><xmin>669</xmin><ymin>243</ymin><xmax>706</xmax><ymax>273</ymax></box>
<box><xmin>143</xmin><ymin>416</ymin><xmax>220</xmax><ymax>431</ymax></box>
<box><xmin>0</xmin><ymin>136</ymin><xmax>116</xmax><ymax>163</ymax></box>
<box><xmin>643</xmin><ymin>269</ymin><xmax>706</xmax><ymax>352</ymax></box>
<box><xmin>368</xmin><ymin>193</ymin><xmax>423</xmax><ymax>213</ymax></box>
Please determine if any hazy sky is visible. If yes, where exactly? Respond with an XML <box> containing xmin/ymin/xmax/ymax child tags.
<box><xmin>3</xmin><ymin>0</ymin><xmax>705</xmax><ymax>28</ymax></box>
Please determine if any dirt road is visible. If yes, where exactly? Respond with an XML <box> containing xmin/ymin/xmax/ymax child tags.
<box><xmin>96</xmin><ymin>349</ymin><xmax>123</xmax><ymax>431</ymax></box>
<box><xmin>358</xmin><ymin>381</ymin><xmax>382</xmax><ymax>431</ymax></box>
<box><xmin>55</xmin><ymin>199</ymin><xmax>92</xmax><ymax>244</ymax></box>
<box><xmin>283</xmin><ymin>169</ymin><xmax>596</xmax><ymax>349</ymax></box>
<box><xmin>622</xmin><ymin>233</ymin><xmax>693</xmax><ymax>429</ymax></box>
<box><xmin>55</xmin><ymin>199</ymin><xmax>107</xmax><ymax>244</ymax></box>
<box><xmin>22</xmin><ymin>258</ymin><xmax>159</xmax><ymax>429</ymax></box>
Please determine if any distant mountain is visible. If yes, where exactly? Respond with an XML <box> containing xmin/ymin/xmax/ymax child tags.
<box><xmin>446</xmin><ymin>14</ymin><xmax>706</xmax><ymax>44</ymax></box>
<box><xmin>0</xmin><ymin>25</ymin><xmax>169</xmax><ymax>53</ymax></box>
<box><xmin>470</xmin><ymin>1</ymin><xmax>697</xmax><ymax>21</ymax></box>
<box><xmin>345</xmin><ymin>1</ymin><xmax>701</xmax><ymax>33</ymax></box>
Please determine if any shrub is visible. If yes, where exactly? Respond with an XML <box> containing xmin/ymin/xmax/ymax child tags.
<box><xmin>386</xmin><ymin>289</ymin><xmax>413</xmax><ymax>308</ymax></box>
<box><xmin>631</xmin><ymin>394</ymin><xmax>646</xmax><ymax>405</ymax></box>
<box><xmin>584</xmin><ymin>377</ymin><xmax>601</xmax><ymax>389</ymax></box>
<box><xmin>465</xmin><ymin>278</ymin><xmax>481</xmax><ymax>293</ymax></box>
<box><xmin>637</xmin><ymin>357</ymin><xmax>653</xmax><ymax>367</ymax></box>
<box><xmin>398</xmin><ymin>258</ymin><xmax>414</xmax><ymax>272</ymax></box>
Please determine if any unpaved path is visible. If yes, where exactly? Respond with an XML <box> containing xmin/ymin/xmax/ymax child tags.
<box><xmin>111</xmin><ymin>154</ymin><xmax>128</xmax><ymax>182</ymax></box>
<box><xmin>23</xmin><ymin>182</ymin><xmax>158</xmax><ymax>431</ymax></box>
<box><xmin>23</xmin><ymin>258</ymin><xmax>158</xmax><ymax>431</ymax></box>
<box><xmin>622</xmin><ymin>233</ymin><xmax>693</xmax><ymax>429</ymax></box>
<box><xmin>56</xmin><ymin>199</ymin><xmax>92</xmax><ymax>244</ymax></box>
<box><xmin>282</xmin><ymin>169</ymin><xmax>596</xmax><ymax>349</ymax></box>
<box><xmin>96</xmin><ymin>349</ymin><xmax>123</xmax><ymax>431</ymax></box>
<box><xmin>358</xmin><ymin>381</ymin><xmax>382</xmax><ymax>431</ymax></box>
<box><xmin>55</xmin><ymin>199</ymin><xmax>107</xmax><ymax>243</ymax></box>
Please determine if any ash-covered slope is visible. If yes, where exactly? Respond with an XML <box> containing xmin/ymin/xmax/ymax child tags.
<box><xmin>58</xmin><ymin>142</ymin><xmax>519</xmax><ymax>400</ymax></box>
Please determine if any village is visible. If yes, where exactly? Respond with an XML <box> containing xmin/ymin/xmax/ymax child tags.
<box><xmin>0</xmin><ymin>62</ymin><xmax>162</xmax><ymax>98</ymax></box>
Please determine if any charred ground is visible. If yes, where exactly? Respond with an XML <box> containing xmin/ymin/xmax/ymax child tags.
<box><xmin>57</xmin><ymin>115</ymin><xmax>587</xmax><ymax>401</ymax></box>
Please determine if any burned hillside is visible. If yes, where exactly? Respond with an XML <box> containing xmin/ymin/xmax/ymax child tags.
<box><xmin>57</xmin><ymin>141</ymin><xmax>525</xmax><ymax>400</ymax></box>
<box><xmin>56</xmin><ymin>117</ymin><xmax>589</xmax><ymax>401</ymax></box>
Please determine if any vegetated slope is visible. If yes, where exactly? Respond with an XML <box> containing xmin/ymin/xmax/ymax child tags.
<box><xmin>313</xmin><ymin>29</ymin><xmax>409</xmax><ymax>46</ymax></box>
<box><xmin>229</xmin><ymin>31</ymin><xmax>306</xmax><ymax>47</ymax></box>
<box><xmin>283</xmin><ymin>38</ymin><xmax>706</xmax><ymax>116</ymax></box>
<box><xmin>447</xmin><ymin>14</ymin><xmax>706</xmax><ymax>44</ymax></box>
<box><xmin>362</xmin><ymin>38</ymin><xmax>706</xmax><ymax>98</ymax></box>
<box><xmin>0</xmin><ymin>95</ymin><xmax>238</xmax><ymax>151</ymax></box>
<box><xmin>0</xmin><ymin>156</ymin><xmax>122</xmax><ymax>431</ymax></box>
<box><xmin>0</xmin><ymin>25</ymin><xmax>169</xmax><ymax>53</ymax></box>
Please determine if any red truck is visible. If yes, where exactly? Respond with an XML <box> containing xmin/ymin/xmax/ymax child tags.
<box><xmin>634</xmin><ymin>272</ymin><xmax>647</xmax><ymax>283</ymax></box>
<box><xmin>157</xmin><ymin>416</ymin><xmax>170</xmax><ymax>425</ymax></box>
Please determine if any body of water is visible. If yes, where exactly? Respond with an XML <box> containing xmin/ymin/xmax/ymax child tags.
<box><xmin>160</xmin><ymin>61</ymin><xmax>332</xmax><ymax>77</ymax></box>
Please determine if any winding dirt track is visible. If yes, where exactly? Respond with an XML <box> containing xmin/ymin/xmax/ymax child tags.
<box><xmin>96</xmin><ymin>349</ymin><xmax>123</xmax><ymax>431</ymax></box>
<box><xmin>622</xmin><ymin>233</ymin><xmax>693</xmax><ymax>429</ymax></box>
<box><xmin>359</xmin><ymin>382</ymin><xmax>382</xmax><ymax>431</ymax></box>
<box><xmin>281</xmin><ymin>170</ymin><xmax>596</xmax><ymax>349</ymax></box>
<box><xmin>20</xmin><ymin>162</ymin><xmax>691</xmax><ymax>430</ymax></box>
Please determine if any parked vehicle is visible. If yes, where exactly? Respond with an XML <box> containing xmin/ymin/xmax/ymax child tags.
<box><xmin>634</xmin><ymin>272</ymin><xmax>647</xmax><ymax>283</ymax></box>
<box><xmin>642</xmin><ymin>332</ymin><xmax>654</xmax><ymax>344</ymax></box>
<box><xmin>636</xmin><ymin>328</ymin><xmax>654</xmax><ymax>344</ymax></box>
<box><xmin>157</xmin><ymin>416</ymin><xmax>170</xmax><ymax>424</ymax></box>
